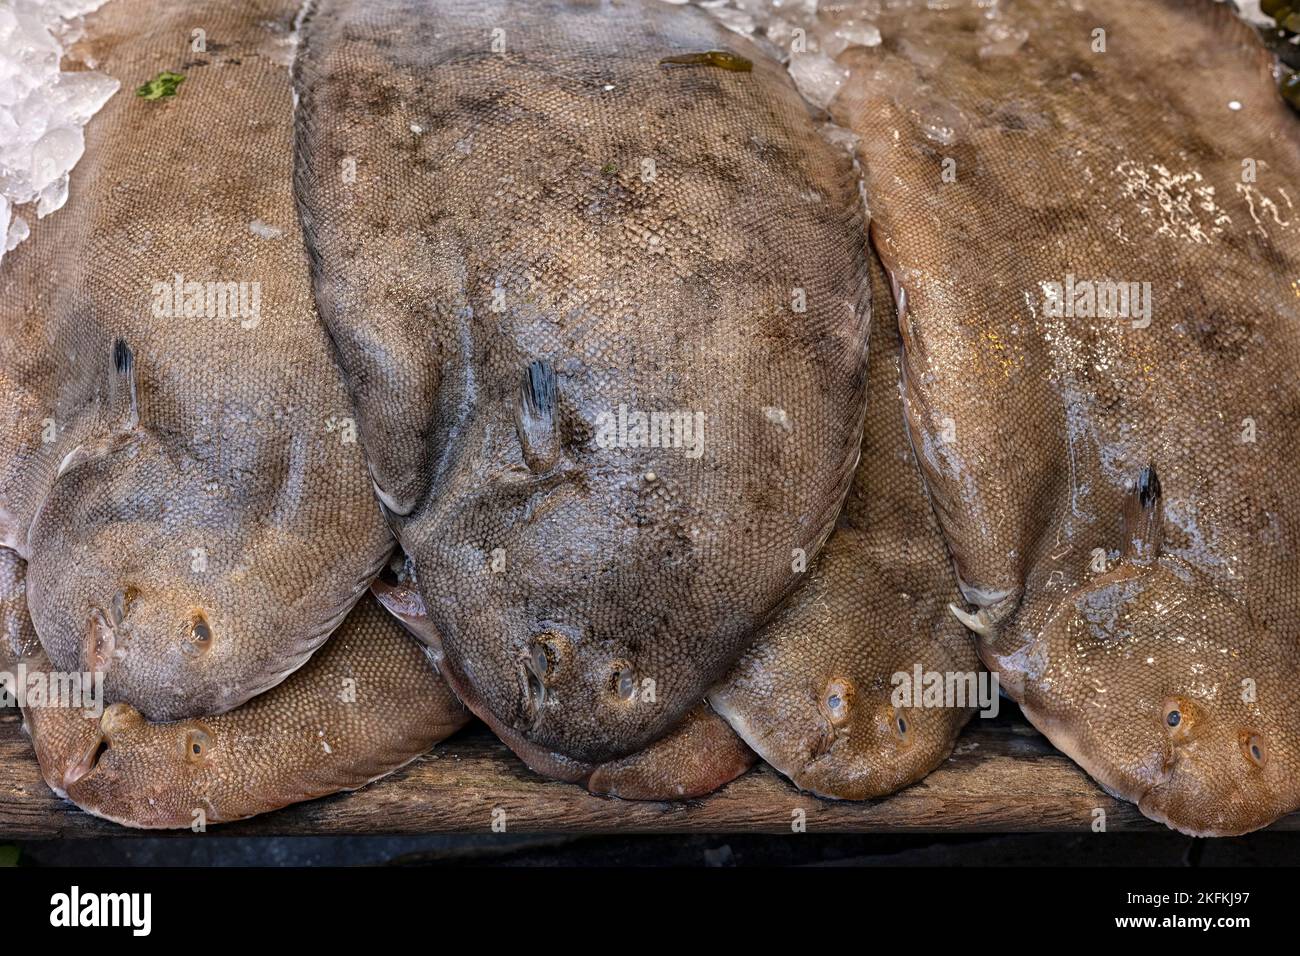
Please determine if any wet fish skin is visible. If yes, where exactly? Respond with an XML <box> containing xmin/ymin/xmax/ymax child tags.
<box><xmin>5</xmin><ymin>0</ymin><xmax>393</xmax><ymax>721</ymax></box>
<box><xmin>0</xmin><ymin>547</ymin><xmax>468</xmax><ymax>829</ymax></box>
<box><xmin>709</xmin><ymin>250</ymin><xmax>978</xmax><ymax>800</ymax></box>
<box><xmin>838</xmin><ymin>0</ymin><xmax>1300</xmax><ymax>834</ymax></box>
<box><xmin>295</xmin><ymin>0</ymin><xmax>872</xmax><ymax>762</ymax></box>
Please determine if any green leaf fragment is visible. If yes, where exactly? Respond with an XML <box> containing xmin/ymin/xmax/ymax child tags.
<box><xmin>0</xmin><ymin>846</ymin><xmax>18</xmax><ymax>867</ymax></box>
<box><xmin>659</xmin><ymin>51</ymin><xmax>753</xmax><ymax>73</ymax></box>
<box><xmin>1281</xmin><ymin>72</ymin><xmax>1300</xmax><ymax>110</ymax></box>
<box><xmin>136</xmin><ymin>71</ymin><xmax>186</xmax><ymax>101</ymax></box>
<box><xmin>1263</xmin><ymin>0</ymin><xmax>1292</xmax><ymax>21</ymax></box>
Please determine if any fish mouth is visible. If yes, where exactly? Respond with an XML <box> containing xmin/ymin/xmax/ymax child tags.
<box><xmin>519</xmin><ymin>654</ymin><xmax>547</xmax><ymax>720</ymax></box>
<box><xmin>1136</xmin><ymin>760</ymin><xmax>1278</xmax><ymax>839</ymax></box>
<box><xmin>62</xmin><ymin>729</ymin><xmax>108</xmax><ymax>788</ymax></box>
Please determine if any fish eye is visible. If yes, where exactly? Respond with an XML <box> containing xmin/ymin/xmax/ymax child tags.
<box><xmin>611</xmin><ymin>664</ymin><xmax>636</xmax><ymax>700</ymax></box>
<box><xmin>111</xmin><ymin>586</ymin><xmax>138</xmax><ymax>625</ymax></box>
<box><xmin>181</xmin><ymin>613</ymin><xmax>214</xmax><ymax>658</ymax></box>
<box><xmin>822</xmin><ymin>678</ymin><xmax>852</xmax><ymax>725</ymax></box>
<box><xmin>530</xmin><ymin>641</ymin><xmax>554</xmax><ymax>678</ymax></box>
<box><xmin>526</xmin><ymin>671</ymin><xmax>546</xmax><ymax>710</ymax></box>
<box><xmin>182</xmin><ymin>728</ymin><xmax>212</xmax><ymax>763</ymax></box>
<box><xmin>888</xmin><ymin>707</ymin><xmax>911</xmax><ymax>742</ymax></box>
<box><xmin>1162</xmin><ymin>698</ymin><xmax>1195</xmax><ymax>740</ymax></box>
<box><xmin>190</xmin><ymin>613</ymin><xmax>212</xmax><ymax>644</ymax></box>
<box><xmin>1243</xmin><ymin>733</ymin><xmax>1267</xmax><ymax>768</ymax></box>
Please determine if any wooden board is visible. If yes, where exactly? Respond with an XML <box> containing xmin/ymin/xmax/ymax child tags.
<box><xmin>1</xmin><ymin>706</ymin><xmax>1295</xmax><ymax>837</ymax></box>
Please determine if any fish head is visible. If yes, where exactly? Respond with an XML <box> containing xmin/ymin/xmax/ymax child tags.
<box><xmin>710</xmin><ymin>530</ymin><xmax>978</xmax><ymax>800</ymax></box>
<box><xmin>715</xmin><ymin>664</ymin><xmax>970</xmax><ymax>801</ymax></box>
<box><xmin>63</xmin><ymin>701</ymin><xmax>230</xmax><ymax>828</ymax></box>
<box><xmin>793</xmin><ymin>673</ymin><xmax>970</xmax><ymax>801</ymax></box>
<box><xmin>411</xmin><ymin>467</ymin><xmax>681</xmax><ymax>763</ymax></box>
<box><xmin>1018</xmin><ymin>563</ymin><xmax>1296</xmax><ymax>836</ymax></box>
<box><xmin>24</xmin><ymin>421</ymin><xmax>345</xmax><ymax>722</ymax></box>
<box><xmin>402</xmin><ymin>357</ymin><xmax>784</xmax><ymax>763</ymax></box>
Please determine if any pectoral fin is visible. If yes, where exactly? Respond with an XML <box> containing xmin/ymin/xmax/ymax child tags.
<box><xmin>1121</xmin><ymin>464</ymin><xmax>1163</xmax><ymax>566</ymax></box>
<box><xmin>55</xmin><ymin>339</ymin><xmax>142</xmax><ymax>479</ymax></box>
<box><xmin>514</xmin><ymin>359</ymin><xmax>560</xmax><ymax>473</ymax></box>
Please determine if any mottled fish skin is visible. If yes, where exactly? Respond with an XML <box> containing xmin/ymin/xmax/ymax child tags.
<box><xmin>372</xmin><ymin>571</ymin><xmax>756</xmax><ymax>800</ymax></box>
<box><xmin>3</xmin><ymin>0</ymin><xmax>393</xmax><ymax>721</ymax></box>
<box><xmin>0</xmin><ymin>549</ymin><xmax>468</xmax><ymax>829</ymax></box>
<box><xmin>837</xmin><ymin>0</ymin><xmax>1300</xmax><ymax>834</ymax></box>
<box><xmin>709</xmin><ymin>250</ymin><xmax>977</xmax><ymax>800</ymax></box>
<box><xmin>295</xmin><ymin>0</ymin><xmax>871</xmax><ymax>762</ymax></box>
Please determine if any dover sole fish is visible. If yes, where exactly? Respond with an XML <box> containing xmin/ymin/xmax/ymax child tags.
<box><xmin>709</xmin><ymin>248</ymin><xmax>978</xmax><ymax>800</ymax></box>
<box><xmin>1</xmin><ymin>548</ymin><xmax>468</xmax><ymax>829</ymax></box>
<box><xmin>294</xmin><ymin>0</ymin><xmax>872</xmax><ymax>762</ymax></box>
<box><xmin>837</xmin><ymin>0</ymin><xmax>1300</xmax><ymax>834</ymax></box>
<box><xmin>4</xmin><ymin>0</ymin><xmax>392</xmax><ymax>722</ymax></box>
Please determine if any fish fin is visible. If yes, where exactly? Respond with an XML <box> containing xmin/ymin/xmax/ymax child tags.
<box><xmin>54</xmin><ymin>339</ymin><xmax>143</xmax><ymax>479</ymax></box>
<box><xmin>949</xmin><ymin>602</ymin><xmax>995</xmax><ymax>637</ymax></box>
<box><xmin>370</xmin><ymin>576</ymin><xmax>442</xmax><ymax>654</ymax></box>
<box><xmin>586</xmin><ymin>705</ymin><xmax>756</xmax><ymax>800</ymax></box>
<box><xmin>1121</xmin><ymin>464</ymin><xmax>1163</xmax><ymax>565</ymax></box>
<box><xmin>110</xmin><ymin>338</ymin><xmax>140</xmax><ymax>433</ymax></box>
<box><xmin>514</xmin><ymin>359</ymin><xmax>560</xmax><ymax>473</ymax></box>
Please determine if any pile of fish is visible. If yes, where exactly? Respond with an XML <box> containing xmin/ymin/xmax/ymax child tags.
<box><xmin>1</xmin><ymin>0</ymin><xmax>1297</xmax><ymax>837</ymax></box>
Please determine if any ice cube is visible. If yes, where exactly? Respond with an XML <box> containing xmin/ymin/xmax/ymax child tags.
<box><xmin>705</xmin><ymin>5</ymin><xmax>757</xmax><ymax>36</ymax></box>
<box><xmin>0</xmin><ymin>0</ymin><xmax>119</xmax><ymax>265</ymax></box>
<box><xmin>6</xmin><ymin>211</ymin><xmax>29</xmax><ymax>250</ymax></box>
<box><xmin>820</xmin><ymin>20</ymin><xmax>882</xmax><ymax>58</ymax></box>
<box><xmin>787</xmin><ymin>51</ymin><xmax>849</xmax><ymax>110</ymax></box>
<box><xmin>978</xmin><ymin>21</ymin><xmax>1029</xmax><ymax>58</ymax></box>
<box><xmin>36</xmin><ymin>171</ymin><xmax>68</xmax><ymax>217</ymax></box>
<box><xmin>31</xmin><ymin>124</ymin><xmax>83</xmax><ymax>189</ymax></box>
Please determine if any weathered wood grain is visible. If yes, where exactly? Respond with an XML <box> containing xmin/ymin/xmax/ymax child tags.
<box><xmin>1</xmin><ymin>707</ymin><xmax>1295</xmax><ymax>837</ymax></box>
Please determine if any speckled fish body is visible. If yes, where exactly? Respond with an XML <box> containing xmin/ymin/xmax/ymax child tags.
<box><xmin>0</xmin><ymin>548</ymin><xmax>468</xmax><ymax>829</ymax></box>
<box><xmin>709</xmin><ymin>249</ymin><xmax>978</xmax><ymax>800</ymax></box>
<box><xmin>836</xmin><ymin>0</ymin><xmax>1300</xmax><ymax>834</ymax></box>
<box><xmin>295</xmin><ymin>0</ymin><xmax>872</xmax><ymax>763</ymax></box>
<box><xmin>0</xmin><ymin>0</ymin><xmax>393</xmax><ymax>722</ymax></box>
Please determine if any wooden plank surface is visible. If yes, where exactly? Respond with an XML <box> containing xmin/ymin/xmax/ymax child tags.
<box><xmin>1</xmin><ymin>706</ymin><xmax>1295</xmax><ymax>838</ymax></box>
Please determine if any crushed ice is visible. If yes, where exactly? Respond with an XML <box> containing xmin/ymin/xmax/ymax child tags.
<box><xmin>0</xmin><ymin>0</ymin><xmax>118</xmax><ymax>266</ymax></box>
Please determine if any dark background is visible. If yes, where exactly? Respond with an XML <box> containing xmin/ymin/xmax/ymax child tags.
<box><xmin>7</xmin><ymin>830</ymin><xmax>1298</xmax><ymax>866</ymax></box>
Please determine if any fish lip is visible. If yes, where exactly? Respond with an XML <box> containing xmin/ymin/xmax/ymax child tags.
<box><xmin>62</xmin><ymin>729</ymin><xmax>107</xmax><ymax>788</ymax></box>
<box><xmin>518</xmin><ymin>654</ymin><xmax>547</xmax><ymax>724</ymax></box>
<box><xmin>1135</xmin><ymin>752</ymin><xmax>1275</xmax><ymax>838</ymax></box>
